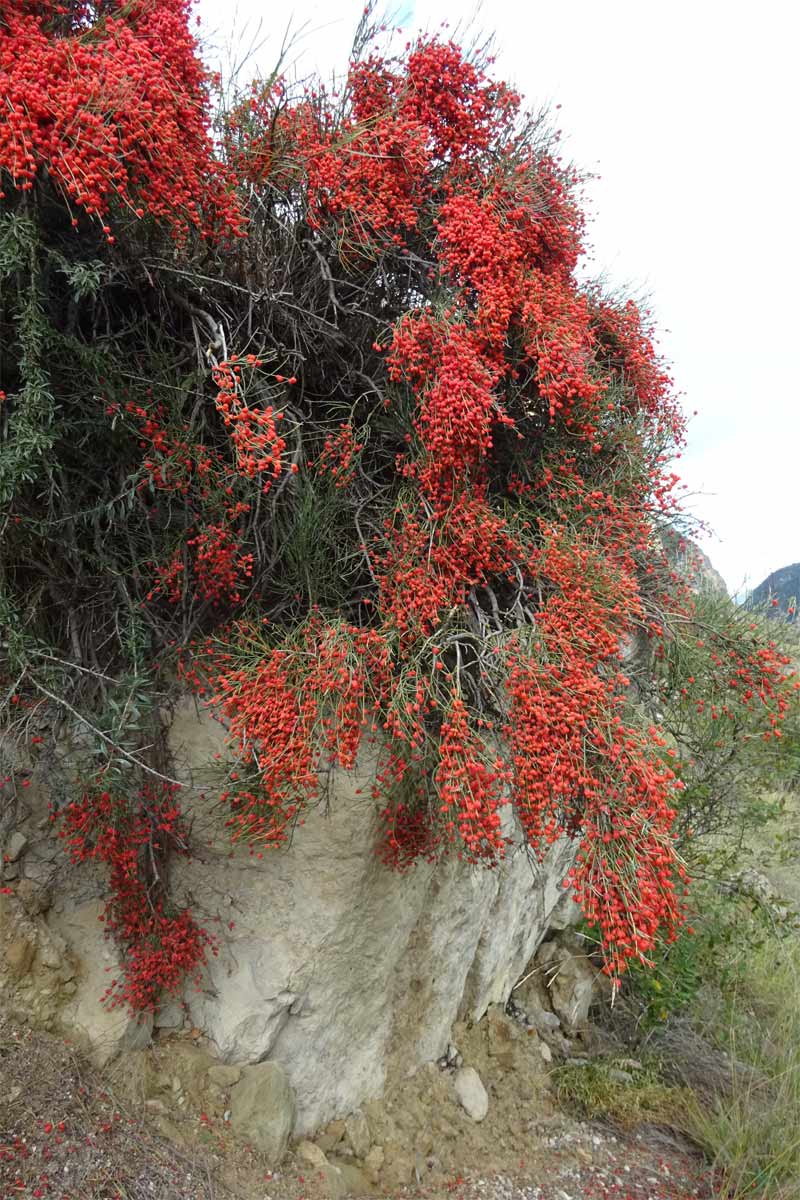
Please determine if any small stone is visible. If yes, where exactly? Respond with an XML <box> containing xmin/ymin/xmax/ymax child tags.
<box><xmin>345</xmin><ymin>1110</ymin><xmax>371</xmax><ymax>1159</ymax></box>
<box><xmin>5</xmin><ymin>936</ymin><xmax>35</xmax><ymax>978</ymax></box>
<box><xmin>154</xmin><ymin>999</ymin><xmax>184</xmax><ymax>1030</ymax></box>
<box><xmin>145</xmin><ymin>1099</ymin><xmax>168</xmax><ymax>1115</ymax></box>
<box><xmin>364</xmin><ymin>1145</ymin><xmax>385</xmax><ymax>1178</ymax></box>
<box><xmin>606</xmin><ymin>1068</ymin><xmax>634</xmax><ymax>1085</ymax></box>
<box><xmin>531</xmin><ymin>1008</ymin><xmax>561</xmax><ymax>1032</ymax></box>
<box><xmin>453</xmin><ymin>1066</ymin><xmax>489</xmax><ymax>1122</ymax></box>
<box><xmin>539</xmin><ymin>1042</ymin><xmax>552</xmax><ymax>1063</ymax></box>
<box><xmin>297</xmin><ymin>1139</ymin><xmax>329</xmax><ymax>1169</ymax></box>
<box><xmin>5</xmin><ymin>832</ymin><xmax>28</xmax><ymax>863</ymax></box>
<box><xmin>16</xmin><ymin>879</ymin><xmax>50</xmax><ymax>916</ymax></box>
<box><xmin>207</xmin><ymin>1064</ymin><xmax>242</xmax><ymax>1089</ymax></box>
<box><xmin>535</xmin><ymin>935</ymin><xmax>600</xmax><ymax>1031</ymax></box>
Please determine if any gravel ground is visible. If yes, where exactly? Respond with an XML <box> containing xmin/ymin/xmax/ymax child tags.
<box><xmin>1</xmin><ymin>1016</ymin><xmax>714</xmax><ymax>1200</ymax></box>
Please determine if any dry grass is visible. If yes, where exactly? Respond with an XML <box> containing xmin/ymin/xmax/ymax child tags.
<box><xmin>659</xmin><ymin>793</ymin><xmax>800</xmax><ymax>1199</ymax></box>
<box><xmin>0</xmin><ymin>1017</ymin><xmax>244</xmax><ymax>1200</ymax></box>
<box><xmin>680</xmin><ymin>943</ymin><xmax>800</xmax><ymax>1200</ymax></box>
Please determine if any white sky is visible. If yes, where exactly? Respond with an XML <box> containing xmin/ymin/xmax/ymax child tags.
<box><xmin>198</xmin><ymin>0</ymin><xmax>800</xmax><ymax>597</ymax></box>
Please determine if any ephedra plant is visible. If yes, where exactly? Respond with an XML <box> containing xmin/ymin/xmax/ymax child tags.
<box><xmin>1</xmin><ymin>0</ymin><xmax>796</xmax><ymax>1009</ymax></box>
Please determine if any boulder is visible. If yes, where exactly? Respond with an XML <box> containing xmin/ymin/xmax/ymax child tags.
<box><xmin>2</xmin><ymin>698</ymin><xmax>577</xmax><ymax>1134</ymax></box>
<box><xmin>452</xmin><ymin>1066</ymin><xmax>489</xmax><ymax>1122</ymax></box>
<box><xmin>154</xmin><ymin>998</ymin><xmax>184</xmax><ymax>1030</ymax></box>
<box><xmin>167</xmin><ymin>700</ymin><xmax>576</xmax><ymax>1133</ymax></box>
<box><xmin>229</xmin><ymin>1061</ymin><xmax>295</xmax><ymax>1163</ymax></box>
<box><xmin>48</xmin><ymin>900</ymin><xmax>153</xmax><ymax>1065</ymax></box>
<box><xmin>534</xmin><ymin>935</ymin><xmax>599</xmax><ymax>1031</ymax></box>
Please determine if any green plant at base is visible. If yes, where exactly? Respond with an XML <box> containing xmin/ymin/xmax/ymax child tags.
<box><xmin>552</xmin><ymin>1058</ymin><xmax>692</xmax><ymax>1132</ymax></box>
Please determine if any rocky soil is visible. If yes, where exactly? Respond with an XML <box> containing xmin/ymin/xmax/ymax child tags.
<box><xmin>1</xmin><ymin>784</ymin><xmax>721</xmax><ymax>1200</ymax></box>
<box><xmin>0</xmin><ymin>934</ymin><xmax>714</xmax><ymax>1200</ymax></box>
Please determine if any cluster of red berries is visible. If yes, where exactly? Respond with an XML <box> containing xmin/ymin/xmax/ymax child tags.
<box><xmin>211</xmin><ymin>358</ymin><xmax>288</xmax><ymax>489</ymax></box>
<box><xmin>55</xmin><ymin>783</ymin><xmax>216</xmax><ymax>1010</ymax></box>
<box><xmin>181</xmin><ymin>618</ymin><xmax>393</xmax><ymax>848</ymax></box>
<box><xmin>0</xmin><ymin>0</ymin><xmax>244</xmax><ymax>239</ymax></box>
<box><xmin>315</xmin><ymin>422</ymin><xmax>361</xmax><ymax>488</ymax></box>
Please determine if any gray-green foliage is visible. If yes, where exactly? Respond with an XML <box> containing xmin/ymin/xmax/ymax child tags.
<box><xmin>1</xmin><ymin>214</ymin><xmax>56</xmax><ymax>502</ymax></box>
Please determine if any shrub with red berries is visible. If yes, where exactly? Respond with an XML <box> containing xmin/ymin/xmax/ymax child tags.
<box><xmin>1</xmin><ymin>2</ymin><xmax>796</xmax><ymax>1007</ymax></box>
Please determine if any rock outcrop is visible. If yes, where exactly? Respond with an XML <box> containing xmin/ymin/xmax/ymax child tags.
<box><xmin>1</xmin><ymin>697</ymin><xmax>578</xmax><ymax>1139</ymax></box>
<box><xmin>168</xmin><ymin>700</ymin><xmax>577</xmax><ymax>1132</ymax></box>
<box><xmin>747</xmin><ymin>562</ymin><xmax>800</xmax><ymax>620</ymax></box>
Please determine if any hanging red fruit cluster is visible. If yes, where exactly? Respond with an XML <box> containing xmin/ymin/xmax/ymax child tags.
<box><xmin>0</xmin><ymin>0</ymin><xmax>243</xmax><ymax>239</ymax></box>
<box><xmin>55</xmin><ymin>784</ymin><xmax>216</xmax><ymax>1011</ymax></box>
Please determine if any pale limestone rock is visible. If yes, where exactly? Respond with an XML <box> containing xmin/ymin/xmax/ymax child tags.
<box><xmin>229</xmin><ymin>1061</ymin><xmax>295</xmax><ymax>1163</ymax></box>
<box><xmin>453</xmin><ymin>1066</ymin><xmax>489</xmax><ymax>1122</ymax></box>
<box><xmin>153</xmin><ymin>998</ymin><xmax>184</xmax><ymax>1030</ymax></box>
<box><xmin>3</xmin><ymin>697</ymin><xmax>576</xmax><ymax>1133</ymax></box>
<box><xmin>48</xmin><ymin>900</ymin><xmax>153</xmax><ymax>1065</ymax></box>
<box><xmin>167</xmin><ymin>697</ymin><xmax>576</xmax><ymax>1134</ymax></box>
<box><xmin>534</xmin><ymin>934</ymin><xmax>599</xmax><ymax>1031</ymax></box>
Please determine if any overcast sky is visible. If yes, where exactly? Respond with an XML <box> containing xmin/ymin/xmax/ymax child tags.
<box><xmin>198</xmin><ymin>0</ymin><xmax>799</xmax><ymax>597</ymax></box>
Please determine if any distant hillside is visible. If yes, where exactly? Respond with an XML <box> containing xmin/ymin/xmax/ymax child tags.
<box><xmin>660</xmin><ymin>529</ymin><xmax>728</xmax><ymax>596</ymax></box>
<box><xmin>747</xmin><ymin>563</ymin><xmax>800</xmax><ymax>621</ymax></box>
